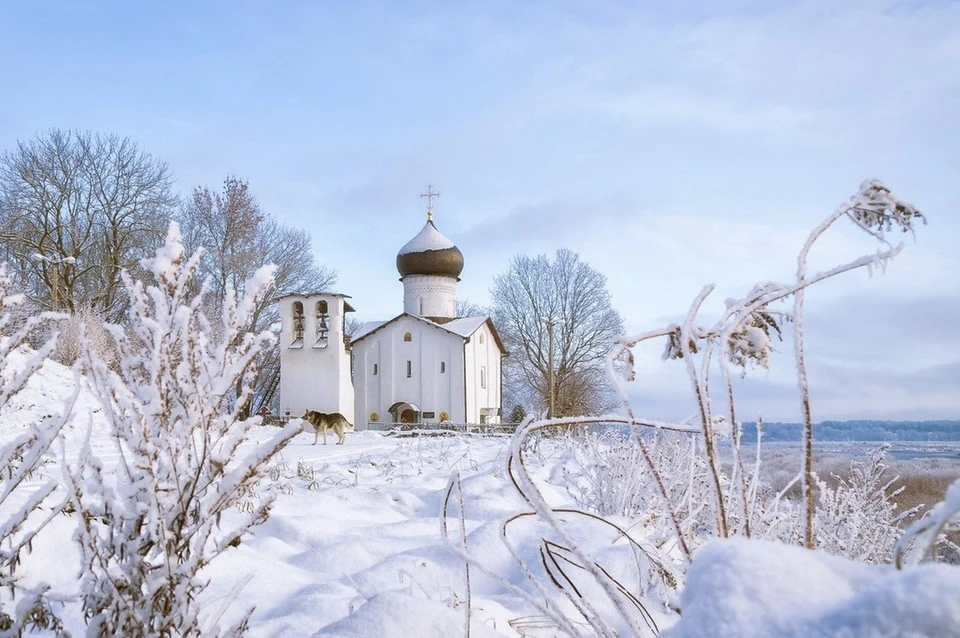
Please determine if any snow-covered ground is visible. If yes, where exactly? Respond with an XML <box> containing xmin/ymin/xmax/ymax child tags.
<box><xmin>3</xmin><ymin>353</ymin><xmax>960</xmax><ymax>637</ymax></box>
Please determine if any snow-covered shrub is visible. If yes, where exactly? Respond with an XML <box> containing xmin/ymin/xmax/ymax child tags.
<box><xmin>561</xmin><ymin>428</ymin><xmax>712</xmax><ymax>544</ymax></box>
<box><xmin>811</xmin><ymin>446</ymin><xmax>916</xmax><ymax>563</ymax></box>
<box><xmin>0</xmin><ymin>263</ymin><xmax>70</xmax><ymax>634</ymax></box>
<box><xmin>48</xmin><ymin>305</ymin><xmax>117</xmax><ymax>369</ymax></box>
<box><xmin>896</xmin><ymin>476</ymin><xmax>960</xmax><ymax>568</ymax></box>
<box><xmin>64</xmin><ymin>223</ymin><xmax>301</xmax><ymax>637</ymax></box>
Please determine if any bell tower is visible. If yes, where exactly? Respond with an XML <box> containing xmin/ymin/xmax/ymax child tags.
<box><xmin>277</xmin><ymin>292</ymin><xmax>355</xmax><ymax>423</ymax></box>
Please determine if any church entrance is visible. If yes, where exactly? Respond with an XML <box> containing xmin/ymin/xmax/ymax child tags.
<box><xmin>388</xmin><ymin>401</ymin><xmax>420</xmax><ymax>424</ymax></box>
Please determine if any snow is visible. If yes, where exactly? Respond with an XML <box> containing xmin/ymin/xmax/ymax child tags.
<box><xmin>397</xmin><ymin>220</ymin><xmax>456</xmax><ymax>255</ymax></box>
<box><xmin>440</xmin><ymin>316</ymin><xmax>488</xmax><ymax>338</ymax></box>
<box><xmin>664</xmin><ymin>538</ymin><xmax>960</xmax><ymax>638</ymax></box>
<box><xmin>350</xmin><ymin>320</ymin><xmax>386</xmax><ymax>341</ymax></box>
<box><xmin>351</xmin><ymin>315</ymin><xmax>488</xmax><ymax>344</ymax></box>
<box><xmin>2</xmin><ymin>350</ymin><xmax>959</xmax><ymax>636</ymax></box>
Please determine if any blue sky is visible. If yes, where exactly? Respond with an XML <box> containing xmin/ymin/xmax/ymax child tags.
<box><xmin>1</xmin><ymin>1</ymin><xmax>957</xmax><ymax>422</ymax></box>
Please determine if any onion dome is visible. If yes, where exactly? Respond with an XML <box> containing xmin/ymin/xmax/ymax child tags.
<box><xmin>396</xmin><ymin>215</ymin><xmax>464</xmax><ymax>279</ymax></box>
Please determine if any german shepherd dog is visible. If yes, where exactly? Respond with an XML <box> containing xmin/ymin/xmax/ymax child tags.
<box><xmin>301</xmin><ymin>410</ymin><xmax>349</xmax><ymax>445</ymax></box>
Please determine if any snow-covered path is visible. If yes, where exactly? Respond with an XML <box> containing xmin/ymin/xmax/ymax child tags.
<box><xmin>202</xmin><ymin>430</ymin><xmax>532</xmax><ymax>637</ymax></box>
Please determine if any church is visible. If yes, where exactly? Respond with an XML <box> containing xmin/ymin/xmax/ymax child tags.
<box><xmin>276</xmin><ymin>190</ymin><xmax>507</xmax><ymax>430</ymax></box>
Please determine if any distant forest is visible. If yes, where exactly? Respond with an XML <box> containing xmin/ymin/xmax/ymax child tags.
<box><xmin>738</xmin><ymin>420</ymin><xmax>960</xmax><ymax>442</ymax></box>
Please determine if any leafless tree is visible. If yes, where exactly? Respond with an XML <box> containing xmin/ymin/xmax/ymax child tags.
<box><xmin>0</xmin><ymin>129</ymin><xmax>176</xmax><ymax>322</ymax></box>
<box><xmin>178</xmin><ymin>176</ymin><xmax>337</xmax><ymax>414</ymax></box>
<box><xmin>456</xmin><ymin>298</ymin><xmax>489</xmax><ymax>317</ymax></box>
<box><xmin>491</xmin><ymin>249</ymin><xmax>624</xmax><ymax>417</ymax></box>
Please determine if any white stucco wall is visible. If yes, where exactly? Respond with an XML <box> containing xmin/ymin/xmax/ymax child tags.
<box><xmin>278</xmin><ymin>294</ymin><xmax>355</xmax><ymax>425</ymax></box>
<box><xmin>353</xmin><ymin>315</ymin><xmax>466</xmax><ymax>429</ymax></box>
<box><xmin>463</xmin><ymin>322</ymin><xmax>503</xmax><ymax>423</ymax></box>
<box><xmin>401</xmin><ymin>274</ymin><xmax>458</xmax><ymax>319</ymax></box>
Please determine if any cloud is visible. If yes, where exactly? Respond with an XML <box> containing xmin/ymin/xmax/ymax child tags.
<box><xmin>616</xmin><ymin>287</ymin><xmax>960</xmax><ymax>422</ymax></box>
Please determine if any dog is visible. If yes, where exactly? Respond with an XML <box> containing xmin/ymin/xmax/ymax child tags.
<box><xmin>301</xmin><ymin>410</ymin><xmax>349</xmax><ymax>445</ymax></box>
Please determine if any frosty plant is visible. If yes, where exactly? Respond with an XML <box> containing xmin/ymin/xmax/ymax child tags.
<box><xmin>65</xmin><ymin>223</ymin><xmax>301</xmax><ymax>637</ymax></box>
<box><xmin>605</xmin><ymin>178</ymin><xmax>924</xmax><ymax>550</ymax></box>
<box><xmin>0</xmin><ymin>262</ymin><xmax>71</xmax><ymax>634</ymax></box>
<box><xmin>895</xmin><ymin>477</ymin><xmax>960</xmax><ymax>569</ymax></box>
<box><xmin>814</xmin><ymin>445</ymin><xmax>917</xmax><ymax>563</ymax></box>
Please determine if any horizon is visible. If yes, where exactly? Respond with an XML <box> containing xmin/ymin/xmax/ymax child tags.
<box><xmin>1</xmin><ymin>1</ymin><xmax>957</xmax><ymax>422</ymax></box>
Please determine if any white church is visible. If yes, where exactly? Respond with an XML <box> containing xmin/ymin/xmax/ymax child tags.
<box><xmin>276</xmin><ymin>192</ymin><xmax>506</xmax><ymax>430</ymax></box>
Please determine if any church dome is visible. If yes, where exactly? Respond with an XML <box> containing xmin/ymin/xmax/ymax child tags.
<box><xmin>396</xmin><ymin>218</ymin><xmax>464</xmax><ymax>279</ymax></box>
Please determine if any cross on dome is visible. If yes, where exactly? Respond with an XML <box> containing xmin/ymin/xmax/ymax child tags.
<box><xmin>420</xmin><ymin>184</ymin><xmax>440</xmax><ymax>220</ymax></box>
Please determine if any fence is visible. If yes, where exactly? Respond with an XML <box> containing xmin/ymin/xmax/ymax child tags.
<box><xmin>362</xmin><ymin>421</ymin><xmax>520</xmax><ymax>435</ymax></box>
<box><xmin>257</xmin><ymin>414</ymin><xmax>519</xmax><ymax>436</ymax></box>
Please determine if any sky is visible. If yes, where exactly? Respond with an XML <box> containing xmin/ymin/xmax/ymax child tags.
<box><xmin>1</xmin><ymin>0</ymin><xmax>957</xmax><ymax>422</ymax></box>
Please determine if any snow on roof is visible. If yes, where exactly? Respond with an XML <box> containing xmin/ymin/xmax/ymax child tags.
<box><xmin>397</xmin><ymin>220</ymin><xmax>455</xmax><ymax>255</ymax></box>
<box><xmin>350</xmin><ymin>314</ymin><xmax>489</xmax><ymax>345</ymax></box>
<box><xmin>440</xmin><ymin>316</ymin><xmax>487</xmax><ymax>338</ymax></box>
<box><xmin>351</xmin><ymin>320</ymin><xmax>386</xmax><ymax>341</ymax></box>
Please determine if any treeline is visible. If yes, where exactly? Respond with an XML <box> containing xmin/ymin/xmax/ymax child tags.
<box><xmin>739</xmin><ymin>420</ymin><xmax>960</xmax><ymax>442</ymax></box>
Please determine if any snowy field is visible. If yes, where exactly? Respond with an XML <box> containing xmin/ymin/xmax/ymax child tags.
<box><xmin>3</xmin><ymin>351</ymin><xmax>960</xmax><ymax>636</ymax></box>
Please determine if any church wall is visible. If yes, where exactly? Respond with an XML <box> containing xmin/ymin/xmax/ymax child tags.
<box><xmin>463</xmin><ymin>322</ymin><xmax>502</xmax><ymax>423</ymax></box>
<box><xmin>353</xmin><ymin>316</ymin><xmax>466</xmax><ymax>429</ymax></box>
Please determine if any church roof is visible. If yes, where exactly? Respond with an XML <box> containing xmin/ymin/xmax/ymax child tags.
<box><xmin>349</xmin><ymin>313</ymin><xmax>507</xmax><ymax>354</ymax></box>
<box><xmin>351</xmin><ymin>320</ymin><xmax>386</xmax><ymax>341</ymax></box>
<box><xmin>440</xmin><ymin>316</ymin><xmax>488</xmax><ymax>337</ymax></box>
<box><xmin>396</xmin><ymin>219</ymin><xmax>464</xmax><ymax>279</ymax></box>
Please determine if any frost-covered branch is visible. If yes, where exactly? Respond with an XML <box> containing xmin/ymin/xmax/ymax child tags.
<box><xmin>793</xmin><ymin>179</ymin><xmax>923</xmax><ymax>548</ymax></box>
<box><xmin>895</xmin><ymin>477</ymin><xmax>960</xmax><ymax>569</ymax></box>
<box><xmin>66</xmin><ymin>222</ymin><xmax>300</xmax><ymax>637</ymax></box>
<box><xmin>0</xmin><ymin>262</ymin><xmax>71</xmax><ymax>633</ymax></box>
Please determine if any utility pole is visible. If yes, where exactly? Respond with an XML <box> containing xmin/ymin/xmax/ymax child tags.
<box><xmin>540</xmin><ymin>317</ymin><xmax>564</xmax><ymax>418</ymax></box>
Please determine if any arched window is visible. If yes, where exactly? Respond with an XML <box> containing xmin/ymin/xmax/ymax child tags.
<box><xmin>403</xmin><ymin>332</ymin><xmax>412</xmax><ymax>342</ymax></box>
<box><xmin>292</xmin><ymin>302</ymin><xmax>305</xmax><ymax>341</ymax></box>
<box><xmin>479</xmin><ymin>333</ymin><xmax>485</xmax><ymax>344</ymax></box>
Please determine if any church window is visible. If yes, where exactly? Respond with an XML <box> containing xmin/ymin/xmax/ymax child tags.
<box><xmin>480</xmin><ymin>366</ymin><xmax>487</xmax><ymax>389</ymax></box>
<box><xmin>406</xmin><ymin>360</ymin><xmax>412</xmax><ymax>378</ymax></box>
<box><xmin>373</xmin><ymin>363</ymin><xmax>378</xmax><ymax>375</ymax></box>
<box><xmin>292</xmin><ymin>302</ymin><xmax>305</xmax><ymax>342</ymax></box>
<box><xmin>440</xmin><ymin>361</ymin><xmax>446</xmax><ymax>373</ymax></box>
<box><xmin>403</xmin><ymin>331</ymin><xmax>412</xmax><ymax>342</ymax></box>
<box><xmin>479</xmin><ymin>333</ymin><xmax>484</xmax><ymax>344</ymax></box>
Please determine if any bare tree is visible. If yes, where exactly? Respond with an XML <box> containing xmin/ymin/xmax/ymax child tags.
<box><xmin>456</xmin><ymin>298</ymin><xmax>489</xmax><ymax>317</ymax></box>
<box><xmin>178</xmin><ymin>176</ymin><xmax>338</xmax><ymax>413</ymax></box>
<box><xmin>491</xmin><ymin>249</ymin><xmax>624</xmax><ymax>417</ymax></box>
<box><xmin>0</xmin><ymin>129</ymin><xmax>176</xmax><ymax>322</ymax></box>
